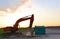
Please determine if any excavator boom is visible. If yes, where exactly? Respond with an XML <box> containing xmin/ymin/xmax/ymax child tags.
<box><xmin>13</xmin><ymin>14</ymin><xmax>34</xmax><ymax>30</ymax></box>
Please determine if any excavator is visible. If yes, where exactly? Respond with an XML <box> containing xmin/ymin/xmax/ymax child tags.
<box><xmin>3</xmin><ymin>14</ymin><xmax>34</xmax><ymax>33</ymax></box>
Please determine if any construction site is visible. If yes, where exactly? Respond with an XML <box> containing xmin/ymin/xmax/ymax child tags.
<box><xmin>0</xmin><ymin>0</ymin><xmax>60</xmax><ymax>39</ymax></box>
<box><xmin>0</xmin><ymin>14</ymin><xmax>60</xmax><ymax>39</ymax></box>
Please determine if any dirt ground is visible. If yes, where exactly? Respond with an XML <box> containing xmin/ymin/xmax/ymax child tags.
<box><xmin>3</xmin><ymin>33</ymin><xmax>60</xmax><ymax>39</ymax></box>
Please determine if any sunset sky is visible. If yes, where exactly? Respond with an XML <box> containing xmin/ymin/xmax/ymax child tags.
<box><xmin>0</xmin><ymin>0</ymin><xmax>60</xmax><ymax>28</ymax></box>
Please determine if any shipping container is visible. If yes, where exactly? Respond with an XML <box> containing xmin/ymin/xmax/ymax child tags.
<box><xmin>34</xmin><ymin>26</ymin><xmax>46</xmax><ymax>35</ymax></box>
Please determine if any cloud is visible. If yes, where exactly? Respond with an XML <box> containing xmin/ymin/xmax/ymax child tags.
<box><xmin>0</xmin><ymin>0</ymin><xmax>24</xmax><ymax>11</ymax></box>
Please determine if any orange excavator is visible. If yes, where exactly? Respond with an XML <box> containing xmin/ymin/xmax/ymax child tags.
<box><xmin>3</xmin><ymin>14</ymin><xmax>34</xmax><ymax>33</ymax></box>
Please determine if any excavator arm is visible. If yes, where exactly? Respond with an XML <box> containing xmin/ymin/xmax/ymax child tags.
<box><xmin>13</xmin><ymin>14</ymin><xmax>34</xmax><ymax>30</ymax></box>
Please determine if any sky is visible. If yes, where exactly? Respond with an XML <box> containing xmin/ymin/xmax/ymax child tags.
<box><xmin>32</xmin><ymin>0</ymin><xmax>60</xmax><ymax>16</ymax></box>
<box><xmin>0</xmin><ymin>0</ymin><xmax>23</xmax><ymax>11</ymax></box>
<box><xmin>0</xmin><ymin>0</ymin><xmax>60</xmax><ymax>28</ymax></box>
<box><xmin>32</xmin><ymin>0</ymin><xmax>60</xmax><ymax>26</ymax></box>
